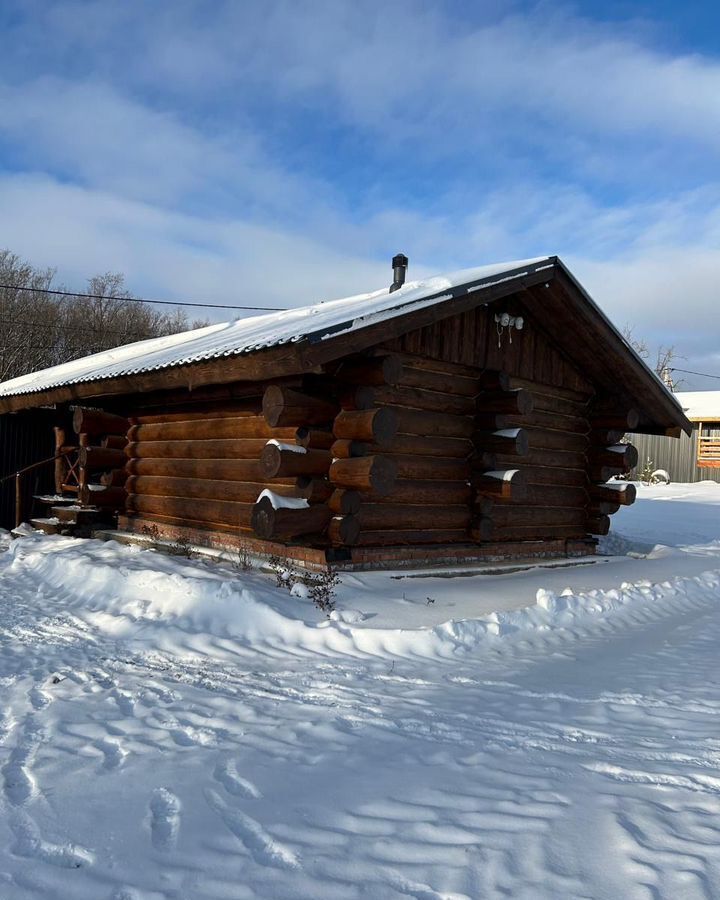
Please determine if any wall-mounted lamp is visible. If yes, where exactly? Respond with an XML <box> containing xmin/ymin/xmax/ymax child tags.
<box><xmin>494</xmin><ymin>312</ymin><xmax>524</xmax><ymax>347</ymax></box>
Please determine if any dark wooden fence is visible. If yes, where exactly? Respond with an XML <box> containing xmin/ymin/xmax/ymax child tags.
<box><xmin>0</xmin><ymin>411</ymin><xmax>56</xmax><ymax>530</ymax></box>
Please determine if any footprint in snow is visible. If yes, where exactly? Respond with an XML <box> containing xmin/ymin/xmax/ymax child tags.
<box><xmin>204</xmin><ymin>788</ymin><xmax>299</xmax><ymax>870</ymax></box>
<box><xmin>2</xmin><ymin>719</ymin><xmax>45</xmax><ymax>806</ymax></box>
<box><xmin>29</xmin><ymin>684</ymin><xmax>52</xmax><ymax>711</ymax></box>
<box><xmin>93</xmin><ymin>738</ymin><xmax>126</xmax><ymax>771</ymax></box>
<box><xmin>213</xmin><ymin>758</ymin><xmax>262</xmax><ymax>799</ymax></box>
<box><xmin>9</xmin><ymin>809</ymin><xmax>93</xmax><ymax>869</ymax></box>
<box><xmin>149</xmin><ymin>788</ymin><xmax>181</xmax><ymax>851</ymax></box>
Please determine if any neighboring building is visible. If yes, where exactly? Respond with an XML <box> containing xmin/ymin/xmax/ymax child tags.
<box><xmin>0</xmin><ymin>256</ymin><xmax>690</xmax><ymax>568</ymax></box>
<box><xmin>632</xmin><ymin>391</ymin><xmax>720</xmax><ymax>484</ymax></box>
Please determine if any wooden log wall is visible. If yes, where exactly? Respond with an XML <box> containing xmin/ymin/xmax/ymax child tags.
<box><xmin>326</xmin><ymin>352</ymin><xmax>475</xmax><ymax>548</ymax></box>
<box><xmin>378</xmin><ymin>299</ymin><xmax>639</xmax><ymax>546</ymax></box>
<box><xmin>72</xmin><ymin>407</ymin><xmax>130</xmax><ymax>510</ymax></box>
<box><xmin>123</xmin><ymin>387</ymin><xmax>330</xmax><ymax>537</ymax></box>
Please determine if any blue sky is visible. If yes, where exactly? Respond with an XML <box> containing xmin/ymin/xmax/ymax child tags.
<box><xmin>0</xmin><ymin>0</ymin><xmax>718</xmax><ymax>388</ymax></box>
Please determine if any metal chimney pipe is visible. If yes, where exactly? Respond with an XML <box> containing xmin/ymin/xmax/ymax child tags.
<box><xmin>390</xmin><ymin>253</ymin><xmax>408</xmax><ymax>293</ymax></box>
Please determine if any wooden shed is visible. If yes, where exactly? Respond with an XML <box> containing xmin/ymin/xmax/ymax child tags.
<box><xmin>631</xmin><ymin>391</ymin><xmax>720</xmax><ymax>483</ymax></box>
<box><xmin>0</xmin><ymin>256</ymin><xmax>691</xmax><ymax>568</ymax></box>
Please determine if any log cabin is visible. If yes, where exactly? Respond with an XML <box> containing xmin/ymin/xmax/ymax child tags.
<box><xmin>0</xmin><ymin>255</ymin><xmax>691</xmax><ymax>569</ymax></box>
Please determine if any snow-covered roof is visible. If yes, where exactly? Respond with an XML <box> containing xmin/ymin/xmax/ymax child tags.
<box><xmin>675</xmin><ymin>391</ymin><xmax>720</xmax><ymax>420</ymax></box>
<box><xmin>0</xmin><ymin>257</ymin><xmax>552</xmax><ymax>400</ymax></box>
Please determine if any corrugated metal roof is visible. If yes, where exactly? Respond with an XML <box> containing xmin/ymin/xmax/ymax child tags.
<box><xmin>0</xmin><ymin>257</ymin><xmax>552</xmax><ymax>399</ymax></box>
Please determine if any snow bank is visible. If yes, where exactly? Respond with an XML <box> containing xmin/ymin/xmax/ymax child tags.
<box><xmin>2</xmin><ymin>532</ymin><xmax>720</xmax><ymax>664</ymax></box>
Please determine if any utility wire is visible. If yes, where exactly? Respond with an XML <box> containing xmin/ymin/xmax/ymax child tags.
<box><xmin>669</xmin><ymin>367</ymin><xmax>720</xmax><ymax>381</ymax></box>
<box><xmin>0</xmin><ymin>317</ymin><xmax>169</xmax><ymax>340</ymax></box>
<box><xmin>0</xmin><ymin>282</ymin><xmax>287</xmax><ymax>312</ymax></box>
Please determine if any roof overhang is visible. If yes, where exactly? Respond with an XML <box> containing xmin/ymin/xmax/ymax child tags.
<box><xmin>0</xmin><ymin>257</ymin><xmax>692</xmax><ymax>437</ymax></box>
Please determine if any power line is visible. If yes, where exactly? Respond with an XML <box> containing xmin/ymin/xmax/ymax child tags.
<box><xmin>0</xmin><ymin>282</ymin><xmax>287</xmax><ymax>312</ymax></box>
<box><xmin>669</xmin><ymin>367</ymin><xmax>720</xmax><ymax>382</ymax></box>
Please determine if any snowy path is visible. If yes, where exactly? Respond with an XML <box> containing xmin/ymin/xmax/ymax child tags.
<box><xmin>0</xmin><ymin>482</ymin><xmax>719</xmax><ymax>898</ymax></box>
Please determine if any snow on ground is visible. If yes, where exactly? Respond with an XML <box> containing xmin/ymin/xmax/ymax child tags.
<box><xmin>1</xmin><ymin>482</ymin><xmax>720</xmax><ymax>898</ymax></box>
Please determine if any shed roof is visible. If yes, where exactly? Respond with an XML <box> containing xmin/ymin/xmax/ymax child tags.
<box><xmin>675</xmin><ymin>391</ymin><xmax>720</xmax><ymax>421</ymax></box>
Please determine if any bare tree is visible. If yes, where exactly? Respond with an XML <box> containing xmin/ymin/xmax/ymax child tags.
<box><xmin>622</xmin><ymin>325</ymin><xmax>684</xmax><ymax>391</ymax></box>
<box><xmin>0</xmin><ymin>251</ymin><xmax>208</xmax><ymax>382</ymax></box>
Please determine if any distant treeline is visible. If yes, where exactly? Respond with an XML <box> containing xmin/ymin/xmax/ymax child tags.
<box><xmin>0</xmin><ymin>250</ymin><xmax>207</xmax><ymax>382</ymax></box>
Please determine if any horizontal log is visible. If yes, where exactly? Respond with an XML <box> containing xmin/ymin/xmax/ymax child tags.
<box><xmin>295</xmin><ymin>427</ymin><xmax>335</xmax><ymax>450</ymax></box>
<box><xmin>473</xmin><ymin>428</ymin><xmax>529</xmax><ymax>457</ymax></box>
<box><xmin>330</xmin><ymin>434</ymin><xmax>472</xmax><ymax>459</ymax></box>
<box><xmin>588</xmin><ymin>501</ymin><xmax>621</xmax><ymax>517</ymax></box>
<box><xmin>395</xmin><ymin>408</ymin><xmax>474</xmax><ymax>439</ymax></box>
<box><xmin>475</xmin><ymin>523</ymin><xmax>591</xmax><ymax>542</ymax></box>
<box><xmin>477</xmin><ymin>389</ymin><xmax>534</xmax><ymax>416</ymax></box>
<box><xmin>329</xmin><ymin>489</ymin><xmax>362</xmax><ymax>516</ymax></box>
<box><xmin>127</xmin><ymin>417</ymin><xmax>296</xmax><ymax>443</ymax></box>
<box><xmin>510</xmin><ymin>466</ymin><xmax>589</xmax><ymax>488</ymax></box>
<box><xmin>294</xmin><ymin>477</ymin><xmax>334</xmax><ymax>503</ymax></box>
<box><xmin>251</xmin><ymin>498</ymin><xmax>332</xmax><ymax>541</ymax></box>
<box><xmin>127</xmin><ymin>493</ymin><xmax>253</xmax><ymax>529</ymax></box>
<box><xmin>489</xmin><ymin>506</ymin><xmax>589</xmax><ymax>528</ymax></box>
<box><xmin>122</xmin><ymin>512</ymin><xmax>252</xmax><ymax>536</ymax></box>
<box><xmin>528</xmin><ymin>392</ymin><xmax>591</xmax><ymax>418</ymax></box>
<box><xmin>493</xmin><ymin>447</ymin><xmax>587</xmax><ymax>469</ymax></box>
<box><xmin>589</xmin><ymin>428</ymin><xmax>625</xmax><ymax>446</ymax></box>
<box><xmin>260</xmin><ymin>444</ymin><xmax>332</xmax><ymax>479</ymax></box>
<box><xmin>474</xmin><ymin>408</ymin><xmax>590</xmax><ymax>433</ymax></box>
<box><xmin>396</xmin><ymin>366</ymin><xmax>478</xmax><ymax>397</ymax></box>
<box><xmin>587</xmin><ymin>515</ymin><xmax>611</xmax><ymax>536</ymax></box>
<box><xmin>522</xmin><ymin>428</ymin><xmax>589</xmax><ymax>453</ymax></box>
<box><xmin>99</xmin><ymin>469</ymin><xmax>127</xmax><ymax>487</ymax></box>
<box><xmin>125</xmin><ymin>476</ymin><xmax>296</xmax><ymax>505</ymax></box>
<box><xmin>130</xmin><ymin>406</ymin><xmax>262</xmax><ymax>425</ymax></box>
<box><xmin>349</xmin><ymin>385</ymin><xmax>475</xmax><ymax>417</ymax></box>
<box><xmin>386</xmin><ymin>351</ymin><xmax>483</xmax><ymax>381</ymax></box>
<box><xmin>263</xmin><ymin>385</ymin><xmax>338</xmax><ymax>427</ymax></box>
<box><xmin>333</xmin><ymin>408</ymin><xmax>398</xmax><ymax>445</ymax></box>
<box><xmin>474</xmin><ymin>469</ymin><xmax>527</xmax><ymax>502</ymax></box>
<box><xmin>590</xmin><ymin>482</ymin><xmax>637</xmax><ymax>506</ymax></box>
<box><xmin>327</xmin><ymin>515</ymin><xmax>361</xmax><ymax>546</ymax></box>
<box><xmin>355</xmin><ymin>528</ymin><xmax>470</xmax><ymax>546</ymax></box>
<box><xmin>86</xmin><ymin>486</ymin><xmax>127</xmax><ymax>508</ymax></box>
<box><xmin>126</xmin><ymin>438</ymin><xmax>268</xmax><ymax>460</ymax></box>
<box><xmin>125</xmin><ymin>457</ymin><xmax>291</xmax><ymax>484</ymax></box>
<box><xmin>588</xmin><ymin>465</ymin><xmax>627</xmax><ymax>483</ymax></box>
<box><xmin>508</xmin><ymin>483</ymin><xmax>588</xmax><ymax>508</ymax></box>
<box><xmin>591</xmin><ymin>409</ymin><xmax>640</xmax><ymax>431</ymax></box>
<box><xmin>590</xmin><ymin>444</ymin><xmax>638</xmax><ymax>470</ymax></box>
<box><xmin>358</xmin><ymin>504</ymin><xmax>471</xmax><ymax>531</ymax></box>
<box><xmin>335</xmin><ymin>355</ymin><xmax>403</xmax><ymax>386</ymax></box>
<box><xmin>101</xmin><ymin>435</ymin><xmax>127</xmax><ymax>450</ymax></box>
<box><xmin>80</xmin><ymin>446</ymin><xmax>127</xmax><ymax>470</ymax></box>
<box><xmin>329</xmin><ymin>455</ymin><xmax>397</xmax><ymax>496</ymax></box>
<box><xmin>477</xmin><ymin>370</ymin><xmax>511</xmax><ymax>392</ymax></box>
<box><xmin>508</xmin><ymin>376</ymin><xmax>593</xmax><ymax>405</ymax></box>
<box><xmin>73</xmin><ymin>407</ymin><xmax>129</xmax><ymax>437</ymax></box>
<box><xmin>391</xmin><ymin>454</ymin><xmax>470</xmax><ymax>481</ymax></box>
<box><xmin>370</xmin><ymin>479</ymin><xmax>472</xmax><ymax>506</ymax></box>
